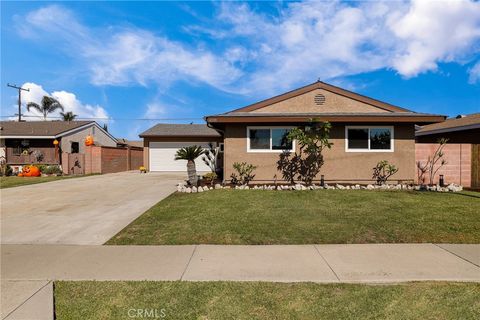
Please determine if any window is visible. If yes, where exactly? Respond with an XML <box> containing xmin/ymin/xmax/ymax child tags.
<box><xmin>71</xmin><ymin>142</ymin><xmax>79</xmax><ymax>153</ymax></box>
<box><xmin>346</xmin><ymin>126</ymin><xmax>393</xmax><ymax>152</ymax></box>
<box><xmin>247</xmin><ymin>127</ymin><xmax>294</xmax><ymax>152</ymax></box>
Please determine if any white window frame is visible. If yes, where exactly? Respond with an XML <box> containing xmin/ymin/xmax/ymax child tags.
<box><xmin>345</xmin><ymin>126</ymin><xmax>394</xmax><ymax>153</ymax></box>
<box><xmin>247</xmin><ymin>126</ymin><xmax>295</xmax><ymax>153</ymax></box>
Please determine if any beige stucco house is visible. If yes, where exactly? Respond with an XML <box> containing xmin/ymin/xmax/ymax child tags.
<box><xmin>144</xmin><ymin>81</ymin><xmax>445</xmax><ymax>184</ymax></box>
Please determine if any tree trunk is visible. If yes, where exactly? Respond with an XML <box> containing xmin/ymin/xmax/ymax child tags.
<box><xmin>187</xmin><ymin>160</ymin><xmax>198</xmax><ymax>186</ymax></box>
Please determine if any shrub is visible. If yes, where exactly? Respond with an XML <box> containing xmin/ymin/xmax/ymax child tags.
<box><xmin>277</xmin><ymin>120</ymin><xmax>332</xmax><ymax>185</ymax></box>
<box><xmin>203</xmin><ymin>172</ymin><xmax>217</xmax><ymax>186</ymax></box>
<box><xmin>41</xmin><ymin>165</ymin><xmax>63</xmax><ymax>175</ymax></box>
<box><xmin>372</xmin><ymin>160</ymin><xmax>398</xmax><ymax>185</ymax></box>
<box><xmin>230</xmin><ymin>162</ymin><xmax>257</xmax><ymax>186</ymax></box>
<box><xmin>417</xmin><ymin>138</ymin><xmax>448</xmax><ymax>185</ymax></box>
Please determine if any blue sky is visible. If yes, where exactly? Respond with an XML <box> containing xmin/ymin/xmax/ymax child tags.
<box><xmin>1</xmin><ymin>0</ymin><xmax>479</xmax><ymax>139</ymax></box>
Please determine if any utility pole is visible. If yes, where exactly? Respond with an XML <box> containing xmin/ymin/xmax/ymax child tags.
<box><xmin>7</xmin><ymin>83</ymin><xmax>30</xmax><ymax>121</ymax></box>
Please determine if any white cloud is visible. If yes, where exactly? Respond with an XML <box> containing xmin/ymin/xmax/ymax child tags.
<box><xmin>390</xmin><ymin>0</ymin><xmax>480</xmax><ymax>77</ymax></box>
<box><xmin>468</xmin><ymin>61</ymin><xmax>480</xmax><ymax>83</ymax></box>
<box><xmin>17</xmin><ymin>1</ymin><xmax>480</xmax><ymax>96</ymax></box>
<box><xmin>17</xmin><ymin>6</ymin><xmax>243</xmax><ymax>92</ymax></box>
<box><xmin>18</xmin><ymin>82</ymin><xmax>109</xmax><ymax>121</ymax></box>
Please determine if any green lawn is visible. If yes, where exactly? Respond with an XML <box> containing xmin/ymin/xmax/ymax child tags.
<box><xmin>108</xmin><ymin>189</ymin><xmax>480</xmax><ymax>245</ymax></box>
<box><xmin>0</xmin><ymin>175</ymin><xmax>93</xmax><ymax>189</ymax></box>
<box><xmin>54</xmin><ymin>281</ymin><xmax>480</xmax><ymax>320</ymax></box>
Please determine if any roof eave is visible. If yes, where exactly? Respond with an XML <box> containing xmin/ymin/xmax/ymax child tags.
<box><xmin>416</xmin><ymin>123</ymin><xmax>480</xmax><ymax>136</ymax></box>
<box><xmin>206</xmin><ymin>114</ymin><xmax>446</xmax><ymax>124</ymax></box>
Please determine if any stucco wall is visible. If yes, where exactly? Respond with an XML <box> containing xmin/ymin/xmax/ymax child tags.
<box><xmin>61</xmin><ymin>124</ymin><xmax>116</xmax><ymax>154</ymax></box>
<box><xmin>252</xmin><ymin>88</ymin><xmax>390</xmax><ymax>114</ymax></box>
<box><xmin>223</xmin><ymin>123</ymin><xmax>416</xmax><ymax>183</ymax></box>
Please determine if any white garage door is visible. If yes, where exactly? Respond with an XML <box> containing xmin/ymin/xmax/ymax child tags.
<box><xmin>149</xmin><ymin>142</ymin><xmax>213</xmax><ymax>172</ymax></box>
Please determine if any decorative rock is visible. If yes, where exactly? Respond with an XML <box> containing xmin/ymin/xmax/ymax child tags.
<box><xmin>185</xmin><ymin>187</ymin><xmax>192</xmax><ymax>193</ymax></box>
<box><xmin>447</xmin><ymin>183</ymin><xmax>462</xmax><ymax>192</ymax></box>
<box><xmin>191</xmin><ymin>186</ymin><xmax>197</xmax><ymax>193</ymax></box>
<box><xmin>336</xmin><ymin>184</ymin><xmax>345</xmax><ymax>190</ymax></box>
<box><xmin>177</xmin><ymin>186</ymin><xmax>183</xmax><ymax>192</ymax></box>
<box><xmin>198</xmin><ymin>187</ymin><xmax>204</xmax><ymax>192</ymax></box>
<box><xmin>366</xmin><ymin>184</ymin><xmax>374</xmax><ymax>190</ymax></box>
<box><xmin>215</xmin><ymin>184</ymin><xmax>222</xmax><ymax>190</ymax></box>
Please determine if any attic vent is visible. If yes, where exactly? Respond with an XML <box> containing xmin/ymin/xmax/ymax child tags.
<box><xmin>314</xmin><ymin>94</ymin><xmax>326</xmax><ymax>105</ymax></box>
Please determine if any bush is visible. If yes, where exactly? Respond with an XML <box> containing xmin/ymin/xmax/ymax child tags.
<box><xmin>372</xmin><ymin>160</ymin><xmax>398</xmax><ymax>185</ymax></box>
<box><xmin>39</xmin><ymin>165</ymin><xmax>63</xmax><ymax>175</ymax></box>
<box><xmin>203</xmin><ymin>172</ymin><xmax>217</xmax><ymax>186</ymax></box>
<box><xmin>230</xmin><ymin>162</ymin><xmax>257</xmax><ymax>186</ymax></box>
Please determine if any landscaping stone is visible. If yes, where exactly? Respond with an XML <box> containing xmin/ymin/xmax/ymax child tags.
<box><xmin>177</xmin><ymin>181</ymin><xmax>464</xmax><ymax>193</ymax></box>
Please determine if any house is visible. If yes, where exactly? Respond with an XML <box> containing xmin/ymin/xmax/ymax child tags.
<box><xmin>143</xmin><ymin>81</ymin><xmax>445</xmax><ymax>184</ymax></box>
<box><xmin>0</xmin><ymin>120</ymin><xmax>117</xmax><ymax>172</ymax></box>
<box><xmin>415</xmin><ymin>113</ymin><xmax>480</xmax><ymax>188</ymax></box>
<box><xmin>116</xmin><ymin>138</ymin><xmax>144</xmax><ymax>148</ymax></box>
<box><xmin>140</xmin><ymin>124</ymin><xmax>222</xmax><ymax>172</ymax></box>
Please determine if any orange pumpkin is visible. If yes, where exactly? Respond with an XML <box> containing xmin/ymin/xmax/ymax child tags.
<box><xmin>85</xmin><ymin>135</ymin><xmax>94</xmax><ymax>146</ymax></box>
<box><xmin>22</xmin><ymin>165</ymin><xmax>41</xmax><ymax>177</ymax></box>
<box><xmin>18</xmin><ymin>173</ymin><xmax>24</xmax><ymax>177</ymax></box>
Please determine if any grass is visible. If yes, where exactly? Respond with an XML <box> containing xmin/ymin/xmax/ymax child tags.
<box><xmin>54</xmin><ymin>281</ymin><xmax>480</xmax><ymax>320</ymax></box>
<box><xmin>107</xmin><ymin>189</ymin><xmax>480</xmax><ymax>245</ymax></box>
<box><xmin>0</xmin><ymin>174</ymin><xmax>95</xmax><ymax>189</ymax></box>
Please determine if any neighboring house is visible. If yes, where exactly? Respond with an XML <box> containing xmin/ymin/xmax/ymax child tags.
<box><xmin>116</xmin><ymin>138</ymin><xmax>144</xmax><ymax>148</ymax></box>
<box><xmin>142</xmin><ymin>81</ymin><xmax>445</xmax><ymax>184</ymax></box>
<box><xmin>0</xmin><ymin>120</ymin><xmax>117</xmax><ymax>171</ymax></box>
<box><xmin>416</xmin><ymin>113</ymin><xmax>480</xmax><ymax>189</ymax></box>
<box><xmin>140</xmin><ymin>124</ymin><xmax>222</xmax><ymax>172</ymax></box>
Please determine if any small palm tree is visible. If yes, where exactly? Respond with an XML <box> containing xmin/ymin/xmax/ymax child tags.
<box><xmin>60</xmin><ymin>111</ymin><xmax>77</xmax><ymax>121</ymax></box>
<box><xmin>27</xmin><ymin>96</ymin><xmax>64</xmax><ymax>120</ymax></box>
<box><xmin>175</xmin><ymin>145</ymin><xmax>204</xmax><ymax>185</ymax></box>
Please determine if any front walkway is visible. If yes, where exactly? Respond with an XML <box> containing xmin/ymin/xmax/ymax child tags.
<box><xmin>2</xmin><ymin>243</ymin><xmax>478</xmax><ymax>319</ymax></box>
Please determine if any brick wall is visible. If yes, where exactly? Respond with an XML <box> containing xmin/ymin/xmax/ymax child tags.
<box><xmin>129</xmin><ymin>147</ymin><xmax>143</xmax><ymax>170</ymax></box>
<box><xmin>85</xmin><ymin>146</ymin><xmax>102</xmax><ymax>174</ymax></box>
<box><xmin>415</xmin><ymin>143</ymin><xmax>471</xmax><ymax>187</ymax></box>
<box><xmin>83</xmin><ymin>145</ymin><xmax>144</xmax><ymax>174</ymax></box>
<box><xmin>101</xmin><ymin>146</ymin><xmax>128</xmax><ymax>173</ymax></box>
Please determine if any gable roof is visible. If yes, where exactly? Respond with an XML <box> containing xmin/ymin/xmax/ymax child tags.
<box><xmin>0</xmin><ymin>120</ymin><xmax>94</xmax><ymax>137</ymax></box>
<box><xmin>139</xmin><ymin>124</ymin><xmax>221</xmax><ymax>138</ymax></box>
<box><xmin>206</xmin><ymin>81</ymin><xmax>445</xmax><ymax>124</ymax></box>
<box><xmin>227</xmin><ymin>81</ymin><xmax>412</xmax><ymax>114</ymax></box>
<box><xmin>0</xmin><ymin>120</ymin><xmax>117</xmax><ymax>142</ymax></box>
<box><xmin>416</xmin><ymin>113</ymin><xmax>480</xmax><ymax>136</ymax></box>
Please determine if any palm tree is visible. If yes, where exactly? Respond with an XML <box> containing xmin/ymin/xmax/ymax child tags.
<box><xmin>175</xmin><ymin>145</ymin><xmax>204</xmax><ymax>185</ymax></box>
<box><xmin>27</xmin><ymin>96</ymin><xmax>64</xmax><ymax>120</ymax></box>
<box><xmin>60</xmin><ymin>111</ymin><xmax>77</xmax><ymax>121</ymax></box>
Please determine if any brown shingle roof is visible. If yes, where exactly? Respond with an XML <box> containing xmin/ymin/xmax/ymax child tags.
<box><xmin>139</xmin><ymin>124</ymin><xmax>221</xmax><ymax>138</ymax></box>
<box><xmin>416</xmin><ymin>113</ymin><xmax>480</xmax><ymax>135</ymax></box>
<box><xmin>0</xmin><ymin>121</ymin><xmax>95</xmax><ymax>137</ymax></box>
<box><xmin>223</xmin><ymin>81</ymin><xmax>414</xmax><ymax>114</ymax></box>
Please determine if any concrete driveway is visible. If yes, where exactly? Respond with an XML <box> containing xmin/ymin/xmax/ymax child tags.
<box><xmin>1</xmin><ymin>172</ymin><xmax>183</xmax><ymax>245</ymax></box>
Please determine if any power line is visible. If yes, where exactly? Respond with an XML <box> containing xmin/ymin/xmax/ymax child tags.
<box><xmin>0</xmin><ymin>114</ymin><xmax>205</xmax><ymax>121</ymax></box>
<box><xmin>6</xmin><ymin>84</ymin><xmax>29</xmax><ymax>122</ymax></box>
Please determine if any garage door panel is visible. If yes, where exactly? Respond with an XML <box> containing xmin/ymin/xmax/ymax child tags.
<box><xmin>149</xmin><ymin>141</ymin><xmax>213</xmax><ymax>172</ymax></box>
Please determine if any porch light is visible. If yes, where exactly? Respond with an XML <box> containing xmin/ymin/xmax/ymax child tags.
<box><xmin>53</xmin><ymin>139</ymin><xmax>59</xmax><ymax>145</ymax></box>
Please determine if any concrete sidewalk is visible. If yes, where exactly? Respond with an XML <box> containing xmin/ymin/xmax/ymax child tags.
<box><xmin>2</xmin><ymin>244</ymin><xmax>479</xmax><ymax>283</ymax></box>
<box><xmin>2</xmin><ymin>244</ymin><xmax>478</xmax><ymax>320</ymax></box>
